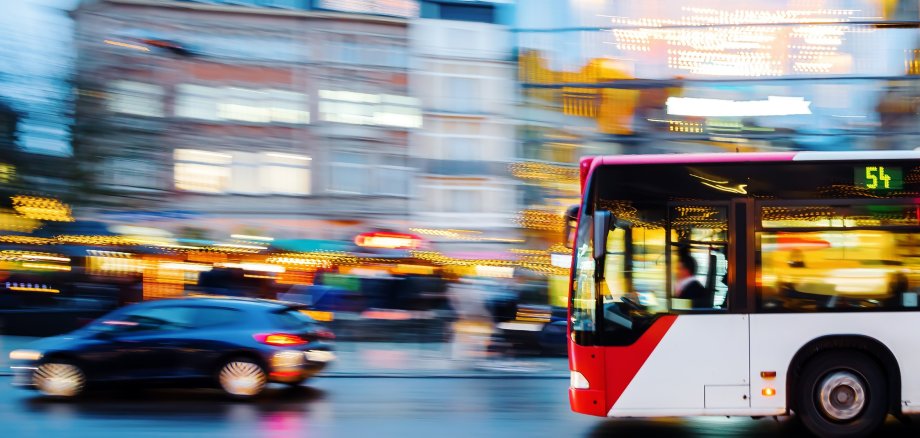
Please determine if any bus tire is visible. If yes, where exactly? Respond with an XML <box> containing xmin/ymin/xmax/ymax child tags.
<box><xmin>796</xmin><ymin>351</ymin><xmax>888</xmax><ymax>438</ymax></box>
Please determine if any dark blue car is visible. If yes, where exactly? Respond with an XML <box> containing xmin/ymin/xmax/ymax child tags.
<box><xmin>8</xmin><ymin>297</ymin><xmax>335</xmax><ymax>399</ymax></box>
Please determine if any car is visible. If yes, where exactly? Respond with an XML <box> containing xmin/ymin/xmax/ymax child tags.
<box><xmin>8</xmin><ymin>297</ymin><xmax>335</xmax><ymax>399</ymax></box>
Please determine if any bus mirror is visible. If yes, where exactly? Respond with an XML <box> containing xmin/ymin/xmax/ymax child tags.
<box><xmin>563</xmin><ymin>205</ymin><xmax>580</xmax><ymax>249</ymax></box>
<box><xmin>593</xmin><ymin>210</ymin><xmax>613</xmax><ymax>260</ymax></box>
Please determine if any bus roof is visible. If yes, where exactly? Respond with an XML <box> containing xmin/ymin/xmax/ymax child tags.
<box><xmin>593</xmin><ymin>150</ymin><xmax>920</xmax><ymax>167</ymax></box>
<box><xmin>579</xmin><ymin>150</ymin><xmax>920</xmax><ymax>191</ymax></box>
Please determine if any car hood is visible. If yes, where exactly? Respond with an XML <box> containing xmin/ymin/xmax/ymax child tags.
<box><xmin>24</xmin><ymin>333</ymin><xmax>89</xmax><ymax>353</ymax></box>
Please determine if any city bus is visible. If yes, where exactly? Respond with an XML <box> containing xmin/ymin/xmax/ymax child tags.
<box><xmin>566</xmin><ymin>151</ymin><xmax>920</xmax><ymax>437</ymax></box>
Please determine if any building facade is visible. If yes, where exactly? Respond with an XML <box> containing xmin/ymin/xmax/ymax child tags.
<box><xmin>408</xmin><ymin>0</ymin><xmax>520</xmax><ymax>251</ymax></box>
<box><xmin>71</xmin><ymin>0</ymin><xmax>419</xmax><ymax>240</ymax></box>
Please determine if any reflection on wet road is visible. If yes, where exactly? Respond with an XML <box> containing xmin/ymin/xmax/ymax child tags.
<box><xmin>4</xmin><ymin>376</ymin><xmax>920</xmax><ymax>437</ymax></box>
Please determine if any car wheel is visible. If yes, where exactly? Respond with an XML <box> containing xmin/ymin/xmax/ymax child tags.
<box><xmin>218</xmin><ymin>358</ymin><xmax>267</xmax><ymax>399</ymax></box>
<box><xmin>796</xmin><ymin>351</ymin><xmax>887</xmax><ymax>438</ymax></box>
<box><xmin>33</xmin><ymin>361</ymin><xmax>87</xmax><ymax>398</ymax></box>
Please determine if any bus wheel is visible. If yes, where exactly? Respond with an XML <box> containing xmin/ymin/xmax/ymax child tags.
<box><xmin>796</xmin><ymin>351</ymin><xmax>887</xmax><ymax>437</ymax></box>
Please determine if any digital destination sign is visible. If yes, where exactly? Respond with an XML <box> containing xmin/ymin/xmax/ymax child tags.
<box><xmin>855</xmin><ymin>166</ymin><xmax>903</xmax><ymax>190</ymax></box>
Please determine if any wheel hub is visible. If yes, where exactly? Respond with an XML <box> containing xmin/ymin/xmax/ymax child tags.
<box><xmin>219</xmin><ymin>361</ymin><xmax>266</xmax><ymax>396</ymax></box>
<box><xmin>818</xmin><ymin>370</ymin><xmax>867</xmax><ymax>421</ymax></box>
<box><xmin>33</xmin><ymin>363</ymin><xmax>86</xmax><ymax>397</ymax></box>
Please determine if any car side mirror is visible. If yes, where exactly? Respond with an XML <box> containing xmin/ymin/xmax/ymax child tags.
<box><xmin>593</xmin><ymin>210</ymin><xmax>613</xmax><ymax>261</ymax></box>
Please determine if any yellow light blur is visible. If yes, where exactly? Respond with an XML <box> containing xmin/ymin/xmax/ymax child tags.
<box><xmin>11</xmin><ymin>196</ymin><xmax>74</xmax><ymax>222</ymax></box>
<box><xmin>0</xmin><ymin>235</ymin><xmax>52</xmax><ymax>245</ymax></box>
<box><xmin>9</xmin><ymin>286</ymin><xmax>60</xmax><ymax>293</ymax></box>
<box><xmin>393</xmin><ymin>264</ymin><xmax>435</xmax><ymax>275</ymax></box>
<box><xmin>517</xmin><ymin>209</ymin><xmax>565</xmax><ymax>231</ymax></box>
<box><xmin>0</xmin><ymin>163</ymin><xmax>14</xmax><ymax>183</ymax></box>
<box><xmin>159</xmin><ymin>262</ymin><xmax>213</xmax><ymax>272</ymax></box>
<box><xmin>0</xmin><ymin>210</ymin><xmax>39</xmax><ymax>233</ymax></box>
<box><xmin>21</xmin><ymin>263</ymin><xmax>71</xmax><ymax>272</ymax></box>
<box><xmin>762</xmin><ymin>387</ymin><xmax>776</xmax><ymax>397</ymax></box>
<box><xmin>104</xmin><ymin>39</ymin><xmax>150</xmax><ymax>52</ymax></box>
<box><xmin>300</xmin><ymin>310</ymin><xmax>334</xmax><ymax>322</ymax></box>
<box><xmin>23</xmin><ymin>254</ymin><xmax>70</xmax><ymax>262</ymax></box>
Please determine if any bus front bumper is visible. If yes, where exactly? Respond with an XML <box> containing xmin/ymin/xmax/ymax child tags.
<box><xmin>569</xmin><ymin>387</ymin><xmax>607</xmax><ymax>416</ymax></box>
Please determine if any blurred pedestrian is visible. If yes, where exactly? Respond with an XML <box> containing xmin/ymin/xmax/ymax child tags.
<box><xmin>447</xmin><ymin>277</ymin><xmax>494</xmax><ymax>368</ymax></box>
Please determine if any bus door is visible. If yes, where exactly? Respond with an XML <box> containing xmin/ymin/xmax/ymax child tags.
<box><xmin>598</xmin><ymin>202</ymin><xmax>751</xmax><ymax>414</ymax></box>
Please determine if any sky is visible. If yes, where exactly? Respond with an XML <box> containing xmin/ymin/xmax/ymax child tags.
<box><xmin>0</xmin><ymin>0</ymin><xmax>79</xmax><ymax>156</ymax></box>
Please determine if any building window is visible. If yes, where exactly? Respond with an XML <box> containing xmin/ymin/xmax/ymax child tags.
<box><xmin>174</xmin><ymin>149</ymin><xmax>232</xmax><ymax>194</ymax></box>
<box><xmin>174</xmin><ymin>149</ymin><xmax>310</xmax><ymax>195</ymax></box>
<box><xmin>377</xmin><ymin>156</ymin><xmax>410</xmax><ymax>196</ymax></box>
<box><xmin>175</xmin><ymin>85</ymin><xmax>308</xmax><ymax>124</ymax></box>
<box><xmin>419</xmin><ymin>180</ymin><xmax>516</xmax><ymax>214</ymax></box>
<box><xmin>228</xmin><ymin>151</ymin><xmax>261</xmax><ymax>195</ymax></box>
<box><xmin>449</xmin><ymin>189</ymin><xmax>482</xmax><ymax>213</ymax></box>
<box><xmin>329</xmin><ymin>151</ymin><xmax>369</xmax><ymax>194</ymax></box>
<box><xmin>175</xmin><ymin>84</ymin><xmax>220</xmax><ymax>120</ymax></box>
<box><xmin>105</xmin><ymin>158</ymin><xmax>160</xmax><ymax>190</ymax></box>
<box><xmin>109</xmin><ymin>81</ymin><xmax>164</xmax><ymax>117</ymax></box>
<box><xmin>260</xmin><ymin>152</ymin><xmax>311</xmax><ymax>195</ymax></box>
<box><xmin>434</xmin><ymin>3</ymin><xmax>495</xmax><ymax>23</ymax></box>
<box><xmin>445</xmin><ymin>137</ymin><xmax>477</xmax><ymax>160</ymax></box>
<box><xmin>220</xmin><ymin>87</ymin><xmax>271</xmax><ymax>123</ymax></box>
<box><xmin>319</xmin><ymin>90</ymin><xmax>421</xmax><ymax>128</ymax></box>
<box><xmin>445</xmin><ymin>77</ymin><xmax>480</xmax><ymax>113</ymax></box>
<box><xmin>329</xmin><ymin>152</ymin><xmax>409</xmax><ymax>196</ymax></box>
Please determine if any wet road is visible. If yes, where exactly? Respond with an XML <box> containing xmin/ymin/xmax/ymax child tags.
<box><xmin>2</xmin><ymin>376</ymin><xmax>920</xmax><ymax>437</ymax></box>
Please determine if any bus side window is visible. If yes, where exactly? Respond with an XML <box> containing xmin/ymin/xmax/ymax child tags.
<box><xmin>669</xmin><ymin>206</ymin><xmax>729</xmax><ymax>311</ymax></box>
<box><xmin>671</xmin><ymin>245</ymin><xmax>727</xmax><ymax>311</ymax></box>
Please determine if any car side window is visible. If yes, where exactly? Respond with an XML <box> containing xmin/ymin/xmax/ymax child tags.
<box><xmin>119</xmin><ymin>306</ymin><xmax>195</xmax><ymax>333</ymax></box>
<box><xmin>191</xmin><ymin>307</ymin><xmax>241</xmax><ymax>328</ymax></box>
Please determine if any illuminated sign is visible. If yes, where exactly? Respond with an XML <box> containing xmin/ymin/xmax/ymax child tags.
<box><xmin>855</xmin><ymin>166</ymin><xmax>903</xmax><ymax>190</ymax></box>
<box><xmin>666</xmin><ymin>96</ymin><xmax>812</xmax><ymax>117</ymax></box>
<box><xmin>317</xmin><ymin>0</ymin><xmax>419</xmax><ymax>18</ymax></box>
<box><xmin>354</xmin><ymin>232</ymin><xmax>421</xmax><ymax>249</ymax></box>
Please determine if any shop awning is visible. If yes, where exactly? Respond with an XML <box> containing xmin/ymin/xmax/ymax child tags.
<box><xmin>271</xmin><ymin>239</ymin><xmax>353</xmax><ymax>253</ymax></box>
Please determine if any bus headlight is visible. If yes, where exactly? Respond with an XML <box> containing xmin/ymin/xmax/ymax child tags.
<box><xmin>570</xmin><ymin>371</ymin><xmax>590</xmax><ymax>389</ymax></box>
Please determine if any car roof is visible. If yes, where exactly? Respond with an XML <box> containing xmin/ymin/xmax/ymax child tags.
<box><xmin>135</xmin><ymin>296</ymin><xmax>301</xmax><ymax>311</ymax></box>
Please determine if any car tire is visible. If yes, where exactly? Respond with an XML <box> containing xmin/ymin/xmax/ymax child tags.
<box><xmin>33</xmin><ymin>360</ymin><xmax>87</xmax><ymax>399</ymax></box>
<box><xmin>218</xmin><ymin>358</ymin><xmax>267</xmax><ymax>400</ymax></box>
<box><xmin>796</xmin><ymin>351</ymin><xmax>888</xmax><ymax>438</ymax></box>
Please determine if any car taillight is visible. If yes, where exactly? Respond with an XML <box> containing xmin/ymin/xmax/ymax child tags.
<box><xmin>254</xmin><ymin>333</ymin><xmax>307</xmax><ymax>346</ymax></box>
<box><xmin>316</xmin><ymin>330</ymin><xmax>335</xmax><ymax>340</ymax></box>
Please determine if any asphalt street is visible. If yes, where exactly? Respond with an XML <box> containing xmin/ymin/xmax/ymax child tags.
<box><xmin>3</xmin><ymin>376</ymin><xmax>920</xmax><ymax>437</ymax></box>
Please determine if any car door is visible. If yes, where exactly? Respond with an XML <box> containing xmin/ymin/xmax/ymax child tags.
<box><xmin>167</xmin><ymin>306</ymin><xmax>246</xmax><ymax>379</ymax></box>
<box><xmin>106</xmin><ymin>305</ymin><xmax>195</xmax><ymax>380</ymax></box>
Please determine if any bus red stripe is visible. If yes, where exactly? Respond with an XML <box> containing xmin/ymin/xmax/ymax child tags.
<box><xmin>606</xmin><ymin>315</ymin><xmax>678</xmax><ymax>410</ymax></box>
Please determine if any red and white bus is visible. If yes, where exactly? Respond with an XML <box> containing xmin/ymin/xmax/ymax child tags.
<box><xmin>566</xmin><ymin>151</ymin><xmax>920</xmax><ymax>436</ymax></box>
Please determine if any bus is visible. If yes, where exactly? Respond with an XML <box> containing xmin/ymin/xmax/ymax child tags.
<box><xmin>566</xmin><ymin>151</ymin><xmax>920</xmax><ymax>437</ymax></box>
